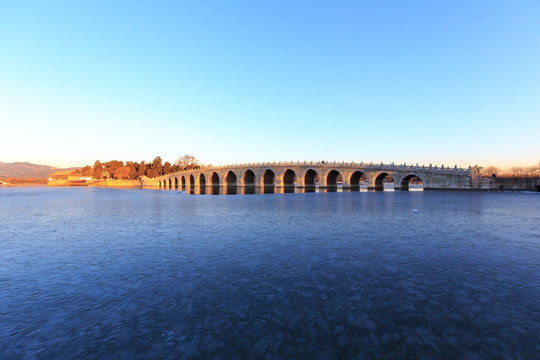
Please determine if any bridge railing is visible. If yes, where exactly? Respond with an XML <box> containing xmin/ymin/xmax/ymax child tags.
<box><xmin>154</xmin><ymin>161</ymin><xmax>470</xmax><ymax>180</ymax></box>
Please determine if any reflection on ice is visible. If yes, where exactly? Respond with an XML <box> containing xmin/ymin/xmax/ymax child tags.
<box><xmin>157</xmin><ymin>185</ymin><xmax>398</xmax><ymax>195</ymax></box>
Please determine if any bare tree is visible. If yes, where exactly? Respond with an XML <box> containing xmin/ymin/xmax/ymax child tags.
<box><xmin>174</xmin><ymin>155</ymin><xmax>200</xmax><ymax>170</ymax></box>
<box><xmin>509</xmin><ymin>166</ymin><xmax>526</xmax><ymax>178</ymax></box>
<box><xmin>533</xmin><ymin>161</ymin><xmax>540</xmax><ymax>177</ymax></box>
<box><xmin>482</xmin><ymin>166</ymin><xmax>499</xmax><ymax>177</ymax></box>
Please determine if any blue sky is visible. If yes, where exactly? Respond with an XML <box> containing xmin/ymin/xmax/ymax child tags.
<box><xmin>1</xmin><ymin>1</ymin><xmax>539</xmax><ymax>169</ymax></box>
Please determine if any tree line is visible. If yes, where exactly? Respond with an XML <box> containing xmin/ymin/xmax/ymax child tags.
<box><xmin>482</xmin><ymin>162</ymin><xmax>540</xmax><ymax>178</ymax></box>
<box><xmin>0</xmin><ymin>177</ymin><xmax>48</xmax><ymax>184</ymax></box>
<box><xmin>79</xmin><ymin>155</ymin><xmax>201</xmax><ymax>180</ymax></box>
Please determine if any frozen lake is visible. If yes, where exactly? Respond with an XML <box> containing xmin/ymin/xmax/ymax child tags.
<box><xmin>1</xmin><ymin>187</ymin><xmax>539</xmax><ymax>359</ymax></box>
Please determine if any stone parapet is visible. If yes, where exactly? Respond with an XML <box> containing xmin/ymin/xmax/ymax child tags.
<box><xmin>143</xmin><ymin>161</ymin><xmax>478</xmax><ymax>191</ymax></box>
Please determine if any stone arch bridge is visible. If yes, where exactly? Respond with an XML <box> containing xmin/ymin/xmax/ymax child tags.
<box><xmin>141</xmin><ymin>161</ymin><xmax>480</xmax><ymax>191</ymax></box>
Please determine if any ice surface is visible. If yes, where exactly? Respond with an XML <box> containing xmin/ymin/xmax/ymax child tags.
<box><xmin>0</xmin><ymin>188</ymin><xmax>539</xmax><ymax>358</ymax></box>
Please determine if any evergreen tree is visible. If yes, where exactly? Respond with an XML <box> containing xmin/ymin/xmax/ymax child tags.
<box><xmin>113</xmin><ymin>166</ymin><xmax>131</xmax><ymax>180</ymax></box>
<box><xmin>152</xmin><ymin>156</ymin><xmax>163</xmax><ymax>176</ymax></box>
<box><xmin>163</xmin><ymin>161</ymin><xmax>171</xmax><ymax>174</ymax></box>
<box><xmin>138</xmin><ymin>161</ymin><xmax>147</xmax><ymax>177</ymax></box>
<box><xmin>80</xmin><ymin>165</ymin><xmax>92</xmax><ymax>176</ymax></box>
<box><xmin>146</xmin><ymin>168</ymin><xmax>159</xmax><ymax>178</ymax></box>
<box><xmin>92</xmin><ymin>160</ymin><xmax>102</xmax><ymax>179</ymax></box>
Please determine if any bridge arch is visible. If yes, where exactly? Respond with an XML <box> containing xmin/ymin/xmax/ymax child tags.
<box><xmin>210</xmin><ymin>172</ymin><xmax>220</xmax><ymax>186</ymax></box>
<box><xmin>373</xmin><ymin>172</ymin><xmax>395</xmax><ymax>191</ymax></box>
<box><xmin>168</xmin><ymin>178</ymin><xmax>172</xmax><ymax>189</ymax></box>
<box><xmin>224</xmin><ymin>170</ymin><xmax>237</xmax><ymax>194</ymax></box>
<box><xmin>301</xmin><ymin>168</ymin><xmax>319</xmax><ymax>187</ymax></box>
<box><xmin>397</xmin><ymin>174</ymin><xmax>425</xmax><ymax>191</ymax></box>
<box><xmin>324</xmin><ymin>169</ymin><xmax>343</xmax><ymax>187</ymax></box>
<box><xmin>159</xmin><ymin>180</ymin><xmax>162</xmax><ymax>188</ymax></box>
<box><xmin>174</xmin><ymin>177</ymin><xmax>178</xmax><ymax>189</ymax></box>
<box><xmin>199</xmin><ymin>173</ymin><xmax>206</xmax><ymax>187</ymax></box>
<box><xmin>189</xmin><ymin>174</ymin><xmax>195</xmax><ymax>188</ymax></box>
<box><xmin>242</xmin><ymin>169</ymin><xmax>256</xmax><ymax>186</ymax></box>
<box><xmin>281</xmin><ymin>169</ymin><xmax>298</xmax><ymax>187</ymax></box>
<box><xmin>225</xmin><ymin>171</ymin><xmax>237</xmax><ymax>186</ymax></box>
<box><xmin>261</xmin><ymin>169</ymin><xmax>275</xmax><ymax>187</ymax></box>
<box><xmin>348</xmin><ymin>171</ymin><xmax>367</xmax><ymax>190</ymax></box>
<box><xmin>181</xmin><ymin>176</ymin><xmax>186</xmax><ymax>190</ymax></box>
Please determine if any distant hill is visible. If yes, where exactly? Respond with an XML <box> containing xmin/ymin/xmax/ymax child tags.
<box><xmin>0</xmin><ymin>162</ymin><xmax>80</xmax><ymax>178</ymax></box>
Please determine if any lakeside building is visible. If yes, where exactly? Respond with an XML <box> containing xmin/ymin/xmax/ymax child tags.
<box><xmin>48</xmin><ymin>171</ymin><xmax>93</xmax><ymax>186</ymax></box>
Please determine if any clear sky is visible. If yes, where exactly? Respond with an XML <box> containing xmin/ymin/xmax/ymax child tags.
<box><xmin>1</xmin><ymin>1</ymin><xmax>539</xmax><ymax>169</ymax></box>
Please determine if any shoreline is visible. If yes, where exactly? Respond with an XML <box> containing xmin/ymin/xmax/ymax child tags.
<box><xmin>2</xmin><ymin>184</ymin><xmax>539</xmax><ymax>193</ymax></box>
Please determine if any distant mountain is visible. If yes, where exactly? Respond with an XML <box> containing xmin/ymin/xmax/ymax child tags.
<box><xmin>0</xmin><ymin>162</ymin><xmax>80</xmax><ymax>178</ymax></box>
